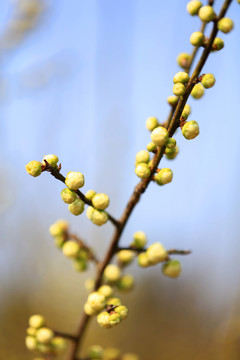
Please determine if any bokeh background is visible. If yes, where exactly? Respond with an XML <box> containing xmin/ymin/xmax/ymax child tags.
<box><xmin>1</xmin><ymin>0</ymin><xmax>240</xmax><ymax>359</ymax></box>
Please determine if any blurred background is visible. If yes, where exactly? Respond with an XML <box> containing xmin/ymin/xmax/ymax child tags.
<box><xmin>1</xmin><ymin>0</ymin><xmax>240</xmax><ymax>359</ymax></box>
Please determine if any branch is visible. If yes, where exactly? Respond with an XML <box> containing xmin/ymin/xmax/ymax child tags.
<box><xmin>116</xmin><ymin>247</ymin><xmax>192</xmax><ymax>256</ymax></box>
<box><xmin>54</xmin><ymin>331</ymin><xmax>77</xmax><ymax>342</ymax></box>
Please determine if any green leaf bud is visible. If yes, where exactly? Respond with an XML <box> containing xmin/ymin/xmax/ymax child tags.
<box><xmin>103</xmin><ymin>348</ymin><xmax>120</xmax><ymax>360</ymax></box>
<box><xmin>132</xmin><ymin>231</ymin><xmax>147</xmax><ymax>249</ymax></box>
<box><xmin>186</xmin><ymin>1</ymin><xmax>202</xmax><ymax>15</ymax></box>
<box><xmin>116</xmin><ymin>274</ymin><xmax>134</xmax><ymax>291</ymax></box>
<box><xmin>115</xmin><ymin>305</ymin><xmax>128</xmax><ymax>320</ymax></box>
<box><xmin>166</xmin><ymin>138</ymin><xmax>176</xmax><ymax>149</ymax></box>
<box><xmin>165</xmin><ymin>146</ymin><xmax>179</xmax><ymax>160</ymax></box>
<box><xmin>135</xmin><ymin>163</ymin><xmax>151</xmax><ymax>179</ymax></box>
<box><xmin>167</xmin><ymin>95</ymin><xmax>178</xmax><ymax>106</ymax></box>
<box><xmin>155</xmin><ymin>168</ymin><xmax>173</xmax><ymax>185</ymax></box>
<box><xmin>91</xmin><ymin>209</ymin><xmax>109</xmax><ymax>226</ymax></box>
<box><xmin>37</xmin><ymin>343</ymin><xmax>52</xmax><ymax>354</ymax></box>
<box><xmin>151</xmin><ymin>126</ymin><xmax>169</xmax><ymax>146</ymax></box>
<box><xmin>104</xmin><ymin>264</ymin><xmax>121</xmax><ymax>282</ymax></box>
<box><xmin>198</xmin><ymin>5</ymin><xmax>215</xmax><ymax>23</ymax></box>
<box><xmin>145</xmin><ymin>116</ymin><xmax>159</xmax><ymax>131</ymax></box>
<box><xmin>122</xmin><ymin>354</ymin><xmax>139</xmax><ymax>360</ymax></box>
<box><xmin>98</xmin><ymin>285</ymin><xmax>114</xmax><ymax>298</ymax></box>
<box><xmin>49</xmin><ymin>219</ymin><xmax>69</xmax><ymax>237</ymax></box>
<box><xmin>25</xmin><ymin>335</ymin><xmax>38</xmax><ymax>350</ymax></box>
<box><xmin>146</xmin><ymin>242</ymin><xmax>168</xmax><ymax>264</ymax></box>
<box><xmin>51</xmin><ymin>337</ymin><xmax>67</xmax><ymax>353</ymax></box>
<box><xmin>117</xmin><ymin>250</ymin><xmax>135</xmax><ymax>265</ymax></box>
<box><xmin>106</xmin><ymin>297</ymin><xmax>122</xmax><ymax>306</ymax></box>
<box><xmin>173</xmin><ymin>72</ymin><xmax>190</xmax><ymax>84</ymax></box>
<box><xmin>97</xmin><ymin>312</ymin><xmax>111</xmax><ymax>328</ymax></box>
<box><xmin>88</xmin><ymin>345</ymin><xmax>104</xmax><ymax>359</ymax></box>
<box><xmin>85</xmin><ymin>189</ymin><xmax>96</xmax><ymax>201</ymax></box>
<box><xmin>190</xmin><ymin>31</ymin><xmax>204</xmax><ymax>46</ymax></box>
<box><xmin>92</xmin><ymin>193</ymin><xmax>109</xmax><ymax>210</ymax></box>
<box><xmin>217</xmin><ymin>17</ymin><xmax>234</xmax><ymax>33</ymax></box>
<box><xmin>65</xmin><ymin>171</ymin><xmax>85</xmax><ymax>190</ymax></box>
<box><xmin>73</xmin><ymin>259</ymin><xmax>87</xmax><ymax>272</ymax></box>
<box><xmin>26</xmin><ymin>327</ymin><xmax>37</xmax><ymax>336</ymax></box>
<box><xmin>162</xmin><ymin>259</ymin><xmax>182</xmax><ymax>278</ymax></box>
<box><xmin>36</xmin><ymin>327</ymin><xmax>54</xmax><ymax>344</ymax></box>
<box><xmin>86</xmin><ymin>206</ymin><xmax>94</xmax><ymax>220</ymax></box>
<box><xmin>62</xmin><ymin>240</ymin><xmax>80</xmax><ymax>258</ymax></box>
<box><xmin>87</xmin><ymin>291</ymin><xmax>106</xmax><ymax>311</ymax></box>
<box><xmin>61</xmin><ymin>188</ymin><xmax>77</xmax><ymax>204</ymax></box>
<box><xmin>109</xmin><ymin>313</ymin><xmax>121</xmax><ymax>327</ymax></box>
<box><xmin>191</xmin><ymin>83</ymin><xmax>204</xmax><ymax>99</ymax></box>
<box><xmin>173</xmin><ymin>83</ymin><xmax>186</xmax><ymax>96</ymax></box>
<box><xmin>25</xmin><ymin>160</ymin><xmax>42</xmax><ymax>177</ymax></box>
<box><xmin>137</xmin><ymin>252</ymin><xmax>151</xmax><ymax>268</ymax></box>
<box><xmin>201</xmin><ymin>73</ymin><xmax>215</xmax><ymax>89</ymax></box>
<box><xmin>135</xmin><ymin>150</ymin><xmax>150</xmax><ymax>164</ymax></box>
<box><xmin>177</xmin><ymin>53</ymin><xmax>191</xmax><ymax>69</ymax></box>
<box><xmin>54</xmin><ymin>235</ymin><xmax>65</xmax><ymax>248</ymax></box>
<box><xmin>68</xmin><ymin>198</ymin><xmax>85</xmax><ymax>215</ymax></box>
<box><xmin>29</xmin><ymin>314</ymin><xmax>45</xmax><ymax>329</ymax></box>
<box><xmin>182</xmin><ymin>104</ymin><xmax>191</xmax><ymax>119</ymax></box>
<box><xmin>146</xmin><ymin>142</ymin><xmax>157</xmax><ymax>152</ymax></box>
<box><xmin>212</xmin><ymin>37</ymin><xmax>224</xmax><ymax>51</ymax></box>
<box><xmin>77</xmin><ymin>248</ymin><xmax>89</xmax><ymax>261</ymax></box>
<box><xmin>182</xmin><ymin>120</ymin><xmax>200</xmax><ymax>140</ymax></box>
<box><xmin>84</xmin><ymin>302</ymin><xmax>98</xmax><ymax>316</ymax></box>
<box><xmin>42</xmin><ymin>154</ymin><xmax>58</xmax><ymax>167</ymax></box>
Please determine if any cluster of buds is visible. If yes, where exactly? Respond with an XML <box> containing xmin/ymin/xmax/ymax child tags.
<box><xmin>104</xmin><ymin>263</ymin><xmax>135</xmax><ymax>292</ymax></box>
<box><xmin>63</xmin><ymin>171</ymin><xmax>85</xmax><ymax>215</ymax></box>
<box><xmin>86</xmin><ymin>344</ymin><xmax>139</xmax><ymax>360</ymax></box>
<box><xmin>25</xmin><ymin>154</ymin><xmax>59</xmax><ymax>177</ymax></box>
<box><xmin>86</xmin><ymin>190</ymin><xmax>109</xmax><ymax>226</ymax></box>
<box><xmin>84</xmin><ymin>285</ymin><xmax>128</xmax><ymax>329</ymax></box>
<box><xmin>25</xmin><ymin>315</ymin><xmax>67</xmax><ymax>356</ymax></box>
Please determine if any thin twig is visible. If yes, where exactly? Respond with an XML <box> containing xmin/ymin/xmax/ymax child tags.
<box><xmin>116</xmin><ymin>247</ymin><xmax>191</xmax><ymax>256</ymax></box>
<box><xmin>54</xmin><ymin>331</ymin><xmax>78</xmax><ymax>342</ymax></box>
<box><xmin>68</xmin><ymin>233</ymin><xmax>99</xmax><ymax>265</ymax></box>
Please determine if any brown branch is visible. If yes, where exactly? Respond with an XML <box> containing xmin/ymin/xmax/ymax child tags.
<box><xmin>54</xmin><ymin>331</ymin><xmax>78</xmax><ymax>342</ymax></box>
<box><xmin>42</xmin><ymin>161</ymin><xmax>120</xmax><ymax>228</ymax></box>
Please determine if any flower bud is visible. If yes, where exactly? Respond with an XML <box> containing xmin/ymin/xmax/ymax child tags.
<box><xmin>173</xmin><ymin>72</ymin><xmax>189</xmax><ymax>84</ymax></box>
<box><xmin>198</xmin><ymin>5</ymin><xmax>215</xmax><ymax>23</ymax></box>
<box><xmin>91</xmin><ymin>209</ymin><xmax>108</xmax><ymax>226</ymax></box>
<box><xmin>135</xmin><ymin>163</ymin><xmax>151</xmax><ymax>179</ymax></box>
<box><xmin>177</xmin><ymin>53</ymin><xmax>191</xmax><ymax>69</ymax></box>
<box><xmin>54</xmin><ymin>235</ymin><xmax>65</xmax><ymax>248</ymax></box>
<box><xmin>173</xmin><ymin>83</ymin><xmax>186</xmax><ymax>96</ymax></box>
<box><xmin>78</xmin><ymin>248</ymin><xmax>89</xmax><ymax>261</ymax></box>
<box><xmin>116</xmin><ymin>274</ymin><xmax>134</xmax><ymax>291</ymax></box>
<box><xmin>122</xmin><ymin>354</ymin><xmax>139</xmax><ymax>360</ymax></box>
<box><xmin>191</xmin><ymin>83</ymin><xmax>204</xmax><ymax>99</ymax></box>
<box><xmin>132</xmin><ymin>231</ymin><xmax>147</xmax><ymax>249</ymax></box>
<box><xmin>166</xmin><ymin>138</ymin><xmax>176</xmax><ymax>149</ymax></box>
<box><xmin>165</xmin><ymin>145</ymin><xmax>179</xmax><ymax>160</ymax></box>
<box><xmin>145</xmin><ymin>116</ymin><xmax>159</xmax><ymax>131</ymax></box>
<box><xmin>109</xmin><ymin>313</ymin><xmax>121</xmax><ymax>327</ymax></box>
<box><xmin>87</xmin><ymin>292</ymin><xmax>106</xmax><ymax>311</ymax></box>
<box><xmin>137</xmin><ymin>252</ymin><xmax>151</xmax><ymax>267</ymax></box>
<box><xmin>167</xmin><ymin>95</ymin><xmax>178</xmax><ymax>106</ymax></box>
<box><xmin>86</xmin><ymin>206</ymin><xmax>94</xmax><ymax>220</ymax></box>
<box><xmin>146</xmin><ymin>242</ymin><xmax>168</xmax><ymax>264</ymax></box>
<box><xmin>117</xmin><ymin>250</ymin><xmax>135</xmax><ymax>265</ymax></box>
<box><xmin>49</xmin><ymin>219</ymin><xmax>69</xmax><ymax>237</ymax></box>
<box><xmin>36</xmin><ymin>327</ymin><xmax>54</xmax><ymax>344</ymax></box>
<box><xmin>97</xmin><ymin>312</ymin><xmax>111</xmax><ymax>328</ymax></box>
<box><xmin>84</xmin><ymin>302</ymin><xmax>98</xmax><ymax>316</ymax></box>
<box><xmin>104</xmin><ymin>264</ymin><xmax>121</xmax><ymax>282</ymax></box>
<box><xmin>37</xmin><ymin>343</ymin><xmax>52</xmax><ymax>354</ymax></box>
<box><xmin>106</xmin><ymin>297</ymin><xmax>122</xmax><ymax>306</ymax></box>
<box><xmin>98</xmin><ymin>285</ymin><xmax>114</xmax><ymax>298</ymax></box>
<box><xmin>135</xmin><ymin>150</ymin><xmax>150</xmax><ymax>164</ymax></box>
<box><xmin>73</xmin><ymin>259</ymin><xmax>87</xmax><ymax>272</ymax></box>
<box><xmin>115</xmin><ymin>305</ymin><xmax>128</xmax><ymax>320</ymax></box>
<box><xmin>151</xmin><ymin>126</ymin><xmax>169</xmax><ymax>146</ymax></box>
<box><xmin>51</xmin><ymin>337</ymin><xmax>67</xmax><ymax>353</ymax></box>
<box><xmin>103</xmin><ymin>348</ymin><xmax>120</xmax><ymax>360</ymax></box>
<box><xmin>182</xmin><ymin>104</ymin><xmax>191</xmax><ymax>119</ymax></box>
<box><xmin>29</xmin><ymin>314</ymin><xmax>45</xmax><ymax>329</ymax></box>
<box><xmin>155</xmin><ymin>168</ymin><xmax>173</xmax><ymax>185</ymax></box>
<box><xmin>88</xmin><ymin>345</ymin><xmax>104</xmax><ymax>359</ymax></box>
<box><xmin>187</xmin><ymin>1</ymin><xmax>202</xmax><ymax>15</ymax></box>
<box><xmin>217</xmin><ymin>17</ymin><xmax>234</xmax><ymax>33</ymax></box>
<box><xmin>27</xmin><ymin>327</ymin><xmax>37</xmax><ymax>336</ymax></box>
<box><xmin>62</xmin><ymin>240</ymin><xmax>80</xmax><ymax>258</ymax></box>
<box><xmin>61</xmin><ymin>188</ymin><xmax>77</xmax><ymax>204</ymax></box>
<box><xmin>25</xmin><ymin>160</ymin><xmax>42</xmax><ymax>177</ymax></box>
<box><xmin>65</xmin><ymin>171</ymin><xmax>85</xmax><ymax>190</ymax></box>
<box><xmin>182</xmin><ymin>120</ymin><xmax>199</xmax><ymax>140</ymax></box>
<box><xmin>42</xmin><ymin>154</ymin><xmax>58</xmax><ymax>167</ymax></box>
<box><xmin>201</xmin><ymin>73</ymin><xmax>215</xmax><ymax>89</ymax></box>
<box><xmin>92</xmin><ymin>193</ymin><xmax>109</xmax><ymax>210</ymax></box>
<box><xmin>190</xmin><ymin>31</ymin><xmax>204</xmax><ymax>46</ymax></box>
<box><xmin>69</xmin><ymin>198</ymin><xmax>85</xmax><ymax>215</ymax></box>
<box><xmin>146</xmin><ymin>142</ymin><xmax>157</xmax><ymax>152</ymax></box>
<box><xmin>25</xmin><ymin>336</ymin><xmax>38</xmax><ymax>350</ymax></box>
<box><xmin>212</xmin><ymin>37</ymin><xmax>224</xmax><ymax>51</ymax></box>
<box><xmin>84</xmin><ymin>278</ymin><xmax>95</xmax><ymax>292</ymax></box>
<box><xmin>85</xmin><ymin>189</ymin><xmax>96</xmax><ymax>201</ymax></box>
<box><xmin>162</xmin><ymin>260</ymin><xmax>182</xmax><ymax>278</ymax></box>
